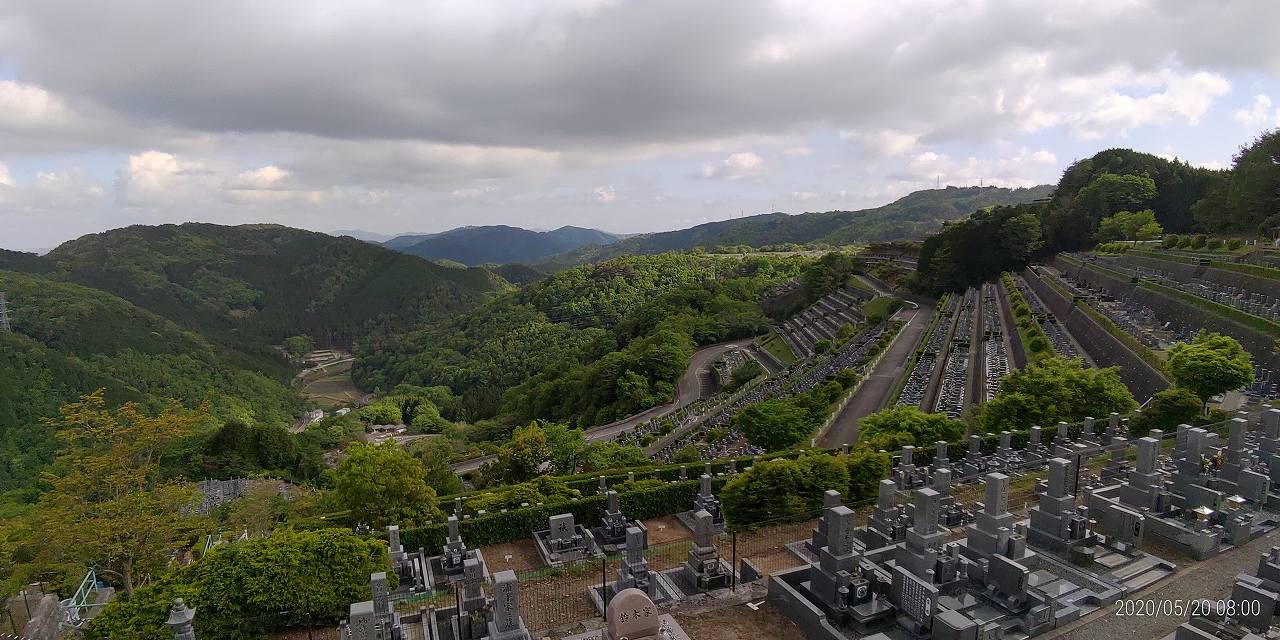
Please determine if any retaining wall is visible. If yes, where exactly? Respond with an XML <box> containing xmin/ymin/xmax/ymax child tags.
<box><xmin>1021</xmin><ymin>268</ymin><xmax>1169</xmax><ymax>401</ymax></box>
<box><xmin>1055</xmin><ymin>256</ymin><xmax>1280</xmax><ymax>368</ymax></box>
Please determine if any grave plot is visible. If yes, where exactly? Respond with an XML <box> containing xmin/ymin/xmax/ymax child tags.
<box><xmin>933</xmin><ymin>288</ymin><xmax>977</xmax><ymax>418</ymax></box>
<box><xmin>979</xmin><ymin>282</ymin><xmax>1011</xmax><ymax>402</ymax></box>
<box><xmin>895</xmin><ymin>293</ymin><xmax>955</xmax><ymax>409</ymax></box>
<box><xmin>1012</xmin><ymin>274</ymin><xmax>1087</xmax><ymax>361</ymax></box>
<box><xmin>1095</xmin><ymin>253</ymin><xmax>1280</xmax><ymax>324</ymax></box>
<box><xmin>775</xmin><ymin>285</ymin><xmax>868</xmax><ymax>358</ymax></box>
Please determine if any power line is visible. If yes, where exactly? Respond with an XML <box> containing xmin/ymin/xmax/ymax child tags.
<box><xmin>0</xmin><ymin>292</ymin><xmax>9</xmax><ymax>332</ymax></box>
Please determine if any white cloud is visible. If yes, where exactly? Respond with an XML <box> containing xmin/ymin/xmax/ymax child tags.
<box><xmin>791</xmin><ymin>191</ymin><xmax>820</xmax><ymax>201</ymax></box>
<box><xmin>0</xmin><ymin>163</ymin><xmax>12</xmax><ymax>187</ymax></box>
<box><xmin>1234</xmin><ymin>94</ymin><xmax>1280</xmax><ymax>127</ymax></box>
<box><xmin>116</xmin><ymin>151</ymin><xmax>215</xmax><ymax>207</ymax></box>
<box><xmin>0</xmin><ymin>81</ymin><xmax>70</xmax><ymax>128</ymax></box>
<box><xmin>840</xmin><ymin>129</ymin><xmax>920</xmax><ymax>156</ymax></box>
<box><xmin>699</xmin><ymin>152</ymin><xmax>767</xmax><ymax>180</ymax></box>
<box><xmin>1059</xmin><ymin>69</ymin><xmax>1231</xmax><ymax>139</ymax></box>
<box><xmin>592</xmin><ymin>185</ymin><xmax>617</xmax><ymax>203</ymax></box>
<box><xmin>895</xmin><ymin>147</ymin><xmax>1059</xmax><ymax>189</ymax></box>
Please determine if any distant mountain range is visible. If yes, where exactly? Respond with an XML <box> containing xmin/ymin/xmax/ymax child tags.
<box><xmin>540</xmin><ymin>185</ymin><xmax>1054</xmax><ymax>268</ymax></box>
<box><xmin>384</xmin><ymin>225</ymin><xmax>622</xmax><ymax>266</ymax></box>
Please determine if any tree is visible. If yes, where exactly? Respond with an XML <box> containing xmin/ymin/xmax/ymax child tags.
<box><xmin>1167</xmin><ymin>331</ymin><xmax>1254</xmax><ymax>410</ymax></box>
<box><xmin>671</xmin><ymin>445</ymin><xmax>702</xmax><ymax>464</ymax></box>
<box><xmin>1095</xmin><ymin>210</ymin><xmax>1161</xmax><ymax>243</ymax></box>
<box><xmin>977</xmin><ymin>357</ymin><xmax>1136</xmax><ymax>433</ymax></box>
<box><xmin>88</xmin><ymin>528</ymin><xmax>391</xmax><ymax>640</ymax></box>
<box><xmin>859</xmin><ymin>406</ymin><xmax>964</xmax><ymax>446</ymax></box>
<box><xmin>282</xmin><ymin>335</ymin><xmax>314</xmax><ymax>358</ymax></box>
<box><xmin>720</xmin><ymin>459</ymin><xmax>811</xmax><ymax>528</ymax></box>
<box><xmin>358</xmin><ymin>401</ymin><xmax>402</xmax><ymax>425</ymax></box>
<box><xmin>1075</xmin><ymin>173</ymin><xmax>1157</xmax><ymax>221</ymax></box>
<box><xmin>844</xmin><ymin>447</ymin><xmax>891</xmax><ymax>501</ymax></box>
<box><xmin>728</xmin><ymin>360</ymin><xmax>765</xmax><ymax>390</ymax></box>
<box><xmin>1130</xmin><ymin>387</ymin><xmax>1203</xmax><ymax>436</ymax></box>
<box><xmin>31</xmin><ymin>392</ymin><xmax>211</xmax><ymax>598</ymax></box>
<box><xmin>335</xmin><ymin>442</ymin><xmax>442</xmax><ymax>527</ymax></box>
<box><xmin>581</xmin><ymin>441</ymin><xmax>648</xmax><ymax>472</ymax></box>
<box><xmin>733</xmin><ymin>400</ymin><xmax>815</xmax><ymax>451</ymax></box>
<box><xmin>998</xmin><ymin>212</ymin><xmax>1044</xmax><ymax>262</ymax></box>
<box><xmin>493</xmin><ymin>423</ymin><xmax>552</xmax><ymax>483</ymax></box>
<box><xmin>405</xmin><ymin>437</ymin><xmax>465</xmax><ymax>496</ymax></box>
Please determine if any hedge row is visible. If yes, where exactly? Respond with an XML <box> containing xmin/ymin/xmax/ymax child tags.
<box><xmin>1001</xmin><ymin>273</ymin><xmax>1051</xmax><ymax>364</ymax></box>
<box><xmin>1130</xmin><ymin>249</ymin><xmax>1280</xmax><ymax>282</ymax></box>
<box><xmin>401</xmin><ymin>477</ymin><xmax>708</xmax><ymax>551</ymax></box>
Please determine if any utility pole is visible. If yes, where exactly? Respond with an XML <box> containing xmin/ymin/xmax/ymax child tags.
<box><xmin>0</xmin><ymin>292</ymin><xmax>10</xmax><ymax>332</ymax></box>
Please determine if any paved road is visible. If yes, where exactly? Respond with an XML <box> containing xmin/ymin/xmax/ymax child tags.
<box><xmin>819</xmin><ymin>301</ymin><xmax>933</xmax><ymax>447</ymax></box>
<box><xmin>1044</xmin><ymin>526</ymin><xmax>1280</xmax><ymax>640</ymax></box>
<box><xmin>450</xmin><ymin>338</ymin><xmax>755</xmax><ymax>474</ymax></box>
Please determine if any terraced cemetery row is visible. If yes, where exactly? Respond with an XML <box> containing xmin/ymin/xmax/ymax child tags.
<box><xmin>777</xmin><ymin>285</ymin><xmax>871</xmax><ymax>358</ymax></box>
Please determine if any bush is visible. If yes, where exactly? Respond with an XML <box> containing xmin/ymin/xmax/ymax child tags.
<box><xmin>1027</xmin><ymin>335</ymin><xmax>1049</xmax><ymax>353</ymax></box>
<box><xmin>1161</xmin><ymin>235</ymin><xmax>1180</xmax><ymax>249</ymax></box>
<box><xmin>89</xmin><ymin>529</ymin><xmax>390</xmax><ymax>640</ymax></box>
<box><xmin>1177</xmin><ymin>235</ymin><xmax>1193</xmax><ymax>248</ymax></box>
<box><xmin>1130</xmin><ymin>387</ymin><xmax>1202</xmax><ymax>436</ymax></box>
<box><xmin>1206</xmin><ymin>238</ymin><xmax>1224</xmax><ymax>250</ymax></box>
<box><xmin>1191</xmin><ymin>235</ymin><xmax>1207</xmax><ymax>249</ymax></box>
<box><xmin>1227</xmin><ymin>238</ymin><xmax>1244</xmax><ymax>250</ymax></box>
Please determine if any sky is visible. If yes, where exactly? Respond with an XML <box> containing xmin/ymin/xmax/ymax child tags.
<box><xmin>1</xmin><ymin>0</ymin><xmax>1279</xmax><ymax>251</ymax></box>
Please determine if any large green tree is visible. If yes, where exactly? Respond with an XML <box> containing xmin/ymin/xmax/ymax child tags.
<box><xmin>976</xmin><ymin>357</ymin><xmax>1136</xmax><ymax>433</ymax></box>
<box><xmin>334</xmin><ymin>442</ymin><xmax>442</xmax><ymax>527</ymax></box>
<box><xmin>858</xmin><ymin>406</ymin><xmax>964</xmax><ymax>449</ymax></box>
<box><xmin>734</xmin><ymin>400</ymin><xmax>815</xmax><ymax>451</ymax></box>
<box><xmin>1167</xmin><ymin>331</ymin><xmax>1254</xmax><ymax>409</ymax></box>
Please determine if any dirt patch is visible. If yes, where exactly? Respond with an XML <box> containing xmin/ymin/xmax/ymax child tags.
<box><xmin>674</xmin><ymin>601</ymin><xmax>807</xmax><ymax>640</ymax></box>
<box><xmin>479</xmin><ymin>539</ymin><xmax>544</xmax><ymax>574</ymax></box>
<box><xmin>643</xmin><ymin>515</ymin><xmax>691</xmax><ymax>544</ymax></box>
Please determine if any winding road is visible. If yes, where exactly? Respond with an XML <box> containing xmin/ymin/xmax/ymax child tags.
<box><xmin>449</xmin><ymin>338</ymin><xmax>757</xmax><ymax>474</ymax></box>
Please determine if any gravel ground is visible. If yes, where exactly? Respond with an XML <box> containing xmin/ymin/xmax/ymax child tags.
<box><xmin>1044</xmin><ymin>526</ymin><xmax>1280</xmax><ymax>640</ymax></box>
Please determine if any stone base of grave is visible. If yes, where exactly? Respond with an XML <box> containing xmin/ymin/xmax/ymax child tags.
<box><xmin>674</xmin><ymin>509</ymin><xmax>724</xmax><ymax>535</ymax></box>
<box><xmin>560</xmin><ymin>613</ymin><xmax>691</xmax><ymax>640</ymax></box>
<box><xmin>532</xmin><ymin>526</ymin><xmax>600</xmax><ymax>568</ymax></box>
<box><xmin>767</xmin><ymin>565</ymin><xmax>895</xmax><ymax>640</ymax></box>
<box><xmin>587</xmin><ymin>521</ymin><xmax>644</xmax><ymax>555</ymax></box>
<box><xmin>426</xmin><ymin>549</ymin><xmax>486</xmax><ymax>588</ymax></box>
<box><xmin>585</xmin><ymin>572</ymin><xmax>681</xmax><ymax>615</ymax></box>
<box><xmin>660</xmin><ymin>559</ymin><xmax>735</xmax><ymax>595</ymax></box>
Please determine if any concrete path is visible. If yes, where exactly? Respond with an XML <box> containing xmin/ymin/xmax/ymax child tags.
<box><xmin>819</xmin><ymin>301</ymin><xmax>933</xmax><ymax>447</ymax></box>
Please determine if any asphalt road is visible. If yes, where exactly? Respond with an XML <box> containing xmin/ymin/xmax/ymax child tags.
<box><xmin>449</xmin><ymin>338</ymin><xmax>755</xmax><ymax>474</ymax></box>
<box><xmin>819</xmin><ymin>301</ymin><xmax>933</xmax><ymax>447</ymax></box>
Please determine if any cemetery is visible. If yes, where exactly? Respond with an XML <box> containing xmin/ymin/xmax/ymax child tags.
<box><xmin>895</xmin><ymin>292</ymin><xmax>955</xmax><ymax>409</ymax></box>
<box><xmin>778</xmin><ymin>286</ymin><xmax>871</xmax><ymax>358</ymax></box>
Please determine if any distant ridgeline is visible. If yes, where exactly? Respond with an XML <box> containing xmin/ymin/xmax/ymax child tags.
<box><xmin>914</xmin><ymin>130</ymin><xmax>1280</xmax><ymax>295</ymax></box>
<box><xmin>384</xmin><ymin>225</ymin><xmax>622</xmax><ymax>266</ymax></box>
<box><xmin>538</xmin><ymin>185</ymin><xmax>1053</xmax><ymax>269</ymax></box>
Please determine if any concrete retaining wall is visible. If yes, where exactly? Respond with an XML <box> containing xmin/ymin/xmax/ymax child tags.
<box><xmin>1055</xmin><ymin>256</ymin><xmax>1280</xmax><ymax>368</ymax></box>
<box><xmin>1022</xmin><ymin>268</ymin><xmax>1168</xmax><ymax>402</ymax></box>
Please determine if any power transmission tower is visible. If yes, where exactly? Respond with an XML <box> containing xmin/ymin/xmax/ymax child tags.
<box><xmin>0</xmin><ymin>291</ymin><xmax>9</xmax><ymax>332</ymax></box>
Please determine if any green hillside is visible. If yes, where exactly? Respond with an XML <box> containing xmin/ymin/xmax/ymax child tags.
<box><xmin>915</xmin><ymin>130</ymin><xmax>1279</xmax><ymax>293</ymax></box>
<box><xmin>542</xmin><ymin>185</ymin><xmax>1053</xmax><ymax>268</ymax></box>
<box><xmin>45</xmin><ymin>223</ymin><xmax>510</xmax><ymax>349</ymax></box>
<box><xmin>0</xmin><ymin>270</ymin><xmax>305</xmax><ymax>491</ymax></box>
<box><xmin>354</xmin><ymin>252</ymin><xmax>854</xmax><ymax>426</ymax></box>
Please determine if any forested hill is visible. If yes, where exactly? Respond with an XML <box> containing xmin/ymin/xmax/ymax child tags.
<box><xmin>387</xmin><ymin>225</ymin><xmax>621</xmax><ymax>265</ymax></box>
<box><xmin>915</xmin><ymin>129</ymin><xmax>1280</xmax><ymax>293</ymax></box>
<box><xmin>540</xmin><ymin>185</ymin><xmax>1053</xmax><ymax>268</ymax></box>
<box><xmin>354</xmin><ymin>251</ymin><xmax>858</xmax><ymax>426</ymax></box>
<box><xmin>0</xmin><ymin>269</ymin><xmax>303</xmax><ymax>492</ymax></box>
<box><xmin>38</xmin><ymin>223</ymin><xmax>510</xmax><ymax>349</ymax></box>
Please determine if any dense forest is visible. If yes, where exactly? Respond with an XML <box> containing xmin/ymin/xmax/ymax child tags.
<box><xmin>37</xmin><ymin>223</ymin><xmax>509</xmax><ymax>350</ymax></box>
<box><xmin>354</xmin><ymin>252</ymin><xmax>862</xmax><ymax>427</ymax></box>
<box><xmin>541</xmin><ymin>185</ymin><xmax>1052</xmax><ymax>269</ymax></box>
<box><xmin>915</xmin><ymin>129</ymin><xmax>1280</xmax><ymax>293</ymax></box>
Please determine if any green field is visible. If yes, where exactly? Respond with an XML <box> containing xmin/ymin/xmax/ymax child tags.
<box><xmin>757</xmin><ymin>333</ymin><xmax>798</xmax><ymax>367</ymax></box>
<box><xmin>299</xmin><ymin>360</ymin><xmax>362</xmax><ymax>409</ymax></box>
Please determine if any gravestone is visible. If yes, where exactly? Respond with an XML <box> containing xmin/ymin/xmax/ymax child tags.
<box><xmin>607</xmin><ymin>588</ymin><xmax>661</xmax><ymax>640</ymax></box>
<box><xmin>680</xmin><ymin>510</ymin><xmax>730</xmax><ymax>590</ymax></box>
<box><xmin>488</xmin><ymin>570</ymin><xmax>531</xmax><ymax>640</ymax></box>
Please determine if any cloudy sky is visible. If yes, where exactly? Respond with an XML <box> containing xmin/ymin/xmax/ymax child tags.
<box><xmin>1</xmin><ymin>0</ymin><xmax>1279</xmax><ymax>251</ymax></box>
